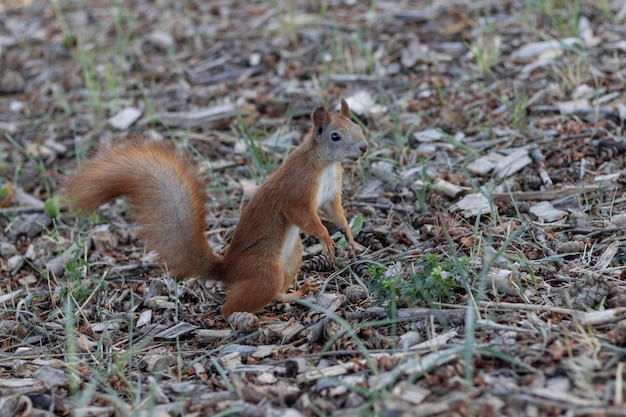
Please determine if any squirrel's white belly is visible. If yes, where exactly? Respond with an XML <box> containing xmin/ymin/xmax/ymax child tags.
<box><xmin>281</xmin><ymin>225</ymin><xmax>300</xmax><ymax>267</ymax></box>
<box><xmin>316</xmin><ymin>164</ymin><xmax>339</xmax><ymax>208</ymax></box>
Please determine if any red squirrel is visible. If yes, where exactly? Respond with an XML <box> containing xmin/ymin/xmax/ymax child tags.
<box><xmin>64</xmin><ymin>99</ymin><xmax>367</xmax><ymax>316</ymax></box>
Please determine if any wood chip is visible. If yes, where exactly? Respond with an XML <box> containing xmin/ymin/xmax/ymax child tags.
<box><xmin>529</xmin><ymin>201</ymin><xmax>566</xmax><ymax>222</ymax></box>
<box><xmin>154</xmin><ymin>322</ymin><xmax>198</xmax><ymax>339</ymax></box>
<box><xmin>108</xmin><ymin>107</ymin><xmax>142</xmax><ymax>130</ymax></box>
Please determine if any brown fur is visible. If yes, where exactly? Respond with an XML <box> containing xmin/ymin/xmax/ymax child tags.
<box><xmin>64</xmin><ymin>99</ymin><xmax>367</xmax><ymax>316</ymax></box>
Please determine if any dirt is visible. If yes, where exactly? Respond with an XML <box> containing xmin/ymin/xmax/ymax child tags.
<box><xmin>1</xmin><ymin>1</ymin><xmax>626</xmax><ymax>416</ymax></box>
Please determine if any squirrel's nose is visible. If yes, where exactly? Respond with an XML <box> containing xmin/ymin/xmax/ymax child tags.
<box><xmin>359</xmin><ymin>142</ymin><xmax>368</xmax><ymax>154</ymax></box>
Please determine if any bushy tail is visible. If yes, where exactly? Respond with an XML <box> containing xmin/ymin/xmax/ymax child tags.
<box><xmin>64</xmin><ymin>139</ymin><xmax>222</xmax><ymax>281</ymax></box>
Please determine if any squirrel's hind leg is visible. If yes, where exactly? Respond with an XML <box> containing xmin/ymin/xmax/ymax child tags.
<box><xmin>222</xmin><ymin>260</ymin><xmax>283</xmax><ymax>316</ymax></box>
<box><xmin>281</xmin><ymin>238</ymin><xmax>319</xmax><ymax>298</ymax></box>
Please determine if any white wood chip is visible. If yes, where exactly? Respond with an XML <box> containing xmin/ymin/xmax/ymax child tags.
<box><xmin>616</xmin><ymin>103</ymin><xmax>626</xmax><ymax>121</ymax></box>
<box><xmin>413</xmin><ymin>128</ymin><xmax>446</xmax><ymax>142</ymax></box>
<box><xmin>149</xmin><ymin>30</ymin><xmax>174</xmax><ymax>50</ymax></box>
<box><xmin>76</xmin><ymin>334</ymin><xmax>97</xmax><ymax>352</ymax></box>
<box><xmin>278</xmin><ymin>409</ymin><xmax>306</xmax><ymax>417</ymax></box>
<box><xmin>399</xmin><ymin>331</ymin><xmax>422</xmax><ymax>348</ymax></box>
<box><xmin>403</xmin><ymin>349</ymin><xmax>459</xmax><ymax>375</ymax></box>
<box><xmin>239</xmin><ymin>178</ymin><xmax>259</xmax><ymax>198</ymax></box>
<box><xmin>410</xmin><ymin>330</ymin><xmax>458</xmax><ymax>351</ymax></box>
<box><xmin>252</xmin><ymin>344</ymin><xmax>278</xmax><ymax>358</ymax></box>
<box><xmin>137</xmin><ymin>310</ymin><xmax>152</xmax><ymax>327</ymax></box>
<box><xmin>155</xmin><ymin>104</ymin><xmax>237</xmax><ymax>128</ymax></box>
<box><xmin>529</xmin><ymin>387</ymin><xmax>603</xmax><ymax>406</ymax></box>
<box><xmin>257</xmin><ymin>372</ymin><xmax>277</xmax><ymax>384</ymax></box>
<box><xmin>557</xmin><ymin>99</ymin><xmax>590</xmax><ymax>114</ymax></box>
<box><xmin>0</xmin><ymin>378</ymin><xmax>40</xmax><ymax>389</ymax></box>
<box><xmin>494</xmin><ymin>149</ymin><xmax>532</xmax><ymax>178</ymax></box>
<box><xmin>195</xmin><ymin>329</ymin><xmax>232</xmax><ymax>342</ymax></box>
<box><xmin>145</xmin><ymin>296</ymin><xmax>176</xmax><ymax>310</ymax></box>
<box><xmin>449</xmin><ymin>193</ymin><xmax>491</xmax><ymax>217</ymax></box>
<box><xmin>219</xmin><ymin>352</ymin><xmax>242</xmax><ymax>370</ymax></box>
<box><xmin>434</xmin><ymin>178</ymin><xmax>470</xmax><ymax>198</ymax></box>
<box><xmin>529</xmin><ymin>201</ymin><xmax>565</xmax><ymax>222</ymax></box>
<box><xmin>108</xmin><ymin>107</ymin><xmax>142</xmax><ymax>130</ymax></box>
<box><xmin>609</xmin><ymin>213</ymin><xmax>626</xmax><ymax>227</ymax></box>
<box><xmin>91</xmin><ymin>224</ymin><xmax>118</xmax><ymax>252</ymax></box>
<box><xmin>371</xmin><ymin>161</ymin><xmax>396</xmax><ymax>182</ymax></box>
<box><xmin>594</xmin><ymin>241</ymin><xmax>619</xmax><ymax>271</ymax></box>
<box><xmin>578</xmin><ymin>16</ymin><xmax>600</xmax><ymax>48</ymax></box>
<box><xmin>154</xmin><ymin>322</ymin><xmax>198</xmax><ymax>339</ymax></box>
<box><xmin>593</xmin><ymin>173</ymin><xmax>621</xmax><ymax>183</ymax></box>
<box><xmin>576</xmin><ymin>307</ymin><xmax>626</xmax><ymax>327</ymax></box>
<box><xmin>192</xmin><ymin>362</ymin><xmax>208</xmax><ymax>380</ymax></box>
<box><xmin>392</xmin><ymin>382</ymin><xmax>431</xmax><ymax>406</ymax></box>
<box><xmin>488</xmin><ymin>268</ymin><xmax>518</xmax><ymax>296</ymax></box>
<box><xmin>510</xmin><ymin>37</ymin><xmax>582</xmax><ymax>61</ymax></box>
<box><xmin>343</xmin><ymin>91</ymin><xmax>376</xmax><ymax>116</ymax></box>
<box><xmin>91</xmin><ymin>321</ymin><xmax>120</xmax><ymax>332</ymax></box>
<box><xmin>400</xmin><ymin>166</ymin><xmax>424</xmax><ymax>180</ymax></box>
<box><xmin>298</xmin><ymin>362</ymin><xmax>356</xmax><ymax>383</ymax></box>
<box><xmin>0</xmin><ymin>288</ymin><xmax>24</xmax><ymax>305</ymax></box>
<box><xmin>572</xmin><ymin>84</ymin><xmax>595</xmax><ymax>100</ymax></box>
<box><xmin>466</xmin><ymin>153</ymin><xmax>503</xmax><ymax>175</ymax></box>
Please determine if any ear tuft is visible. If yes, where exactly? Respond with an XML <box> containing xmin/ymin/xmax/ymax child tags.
<box><xmin>312</xmin><ymin>105</ymin><xmax>331</xmax><ymax>131</ymax></box>
<box><xmin>340</xmin><ymin>99</ymin><xmax>350</xmax><ymax>117</ymax></box>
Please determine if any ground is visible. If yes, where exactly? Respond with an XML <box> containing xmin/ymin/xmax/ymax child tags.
<box><xmin>1</xmin><ymin>1</ymin><xmax>626</xmax><ymax>416</ymax></box>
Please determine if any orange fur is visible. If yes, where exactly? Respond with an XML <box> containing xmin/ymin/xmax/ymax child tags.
<box><xmin>64</xmin><ymin>99</ymin><xmax>367</xmax><ymax>316</ymax></box>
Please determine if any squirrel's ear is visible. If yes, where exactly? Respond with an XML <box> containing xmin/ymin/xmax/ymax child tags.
<box><xmin>340</xmin><ymin>98</ymin><xmax>350</xmax><ymax>117</ymax></box>
<box><xmin>312</xmin><ymin>105</ymin><xmax>331</xmax><ymax>135</ymax></box>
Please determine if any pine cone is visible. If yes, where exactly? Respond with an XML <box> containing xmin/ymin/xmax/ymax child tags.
<box><xmin>352</xmin><ymin>262</ymin><xmax>371</xmax><ymax>278</ymax></box>
<box><xmin>556</xmin><ymin>241</ymin><xmax>586</xmax><ymax>254</ymax></box>
<box><xmin>301</xmin><ymin>254</ymin><xmax>334</xmax><ymax>272</ymax></box>
<box><xmin>356</xmin><ymin>231</ymin><xmax>383</xmax><ymax>251</ymax></box>
<box><xmin>607</xmin><ymin>287</ymin><xmax>626</xmax><ymax>308</ymax></box>
<box><xmin>228</xmin><ymin>312</ymin><xmax>259</xmax><ymax>333</ymax></box>
<box><xmin>345</xmin><ymin>285</ymin><xmax>368</xmax><ymax>304</ymax></box>
<box><xmin>569</xmin><ymin>275</ymin><xmax>615</xmax><ymax>310</ymax></box>
<box><xmin>521</xmin><ymin>175</ymin><xmax>542</xmax><ymax>191</ymax></box>
<box><xmin>597</xmin><ymin>139</ymin><xmax>626</xmax><ymax>160</ymax></box>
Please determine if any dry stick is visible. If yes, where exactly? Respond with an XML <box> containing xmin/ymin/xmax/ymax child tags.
<box><xmin>348</xmin><ymin>201</ymin><xmax>414</xmax><ymax>214</ymax></box>
<box><xmin>478</xmin><ymin>301</ymin><xmax>626</xmax><ymax>326</ymax></box>
<box><xmin>529</xmin><ymin>146</ymin><xmax>554</xmax><ymax>188</ymax></box>
<box><xmin>488</xmin><ymin>182</ymin><xmax>619</xmax><ymax>202</ymax></box>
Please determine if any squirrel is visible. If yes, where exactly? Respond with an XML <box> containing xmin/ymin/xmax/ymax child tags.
<box><xmin>64</xmin><ymin>99</ymin><xmax>368</xmax><ymax>316</ymax></box>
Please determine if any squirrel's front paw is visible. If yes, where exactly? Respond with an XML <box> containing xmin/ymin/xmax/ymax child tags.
<box><xmin>347</xmin><ymin>240</ymin><xmax>357</xmax><ymax>259</ymax></box>
<box><xmin>322</xmin><ymin>237</ymin><xmax>336</xmax><ymax>262</ymax></box>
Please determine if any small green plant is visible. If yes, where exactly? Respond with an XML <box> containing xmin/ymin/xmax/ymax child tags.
<box><xmin>332</xmin><ymin>213</ymin><xmax>364</xmax><ymax>251</ymax></box>
<box><xmin>368</xmin><ymin>254</ymin><xmax>469</xmax><ymax>307</ymax></box>
<box><xmin>44</xmin><ymin>196</ymin><xmax>60</xmax><ymax>218</ymax></box>
<box><xmin>4</xmin><ymin>134</ymin><xmax>55</xmax><ymax>198</ymax></box>
<box><xmin>60</xmin><ymin>230</ymin><xmax>94</xmax><ymax>305</ymax></box>
<box><xmin>523</xmin><ymin>0</ymin><xmax>581</xmax><ymax>37</ymax></box>
<box><xmin>79</xmin><ymin>51</ymin><xmax>104</xmax><ymax>117</ymax></box>
<box><xmin>466</xmin><ymin>28</ymin><xmax>501</xmax><ymax>77</ymax></box>
<box><xmin>233</xmin><ymin>108</ymin><xmax>283</xmax><ymax>183</ymax></box>
<box><xmin>0</xmin><ymin>181</ymin><xmax>11</xmax><ymax>205</ymax></box>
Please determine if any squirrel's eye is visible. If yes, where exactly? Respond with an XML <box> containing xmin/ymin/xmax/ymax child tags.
<box><xmin>331</xmin><ymin>132</ymin><xmax>341</xmax><ymax>142</ymax></box>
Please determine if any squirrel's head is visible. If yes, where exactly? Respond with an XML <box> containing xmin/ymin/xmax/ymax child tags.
<box><xmin>311</xmin><ymin>99</ymin><xmax>367</xmax><ymax>163</ymax></box>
